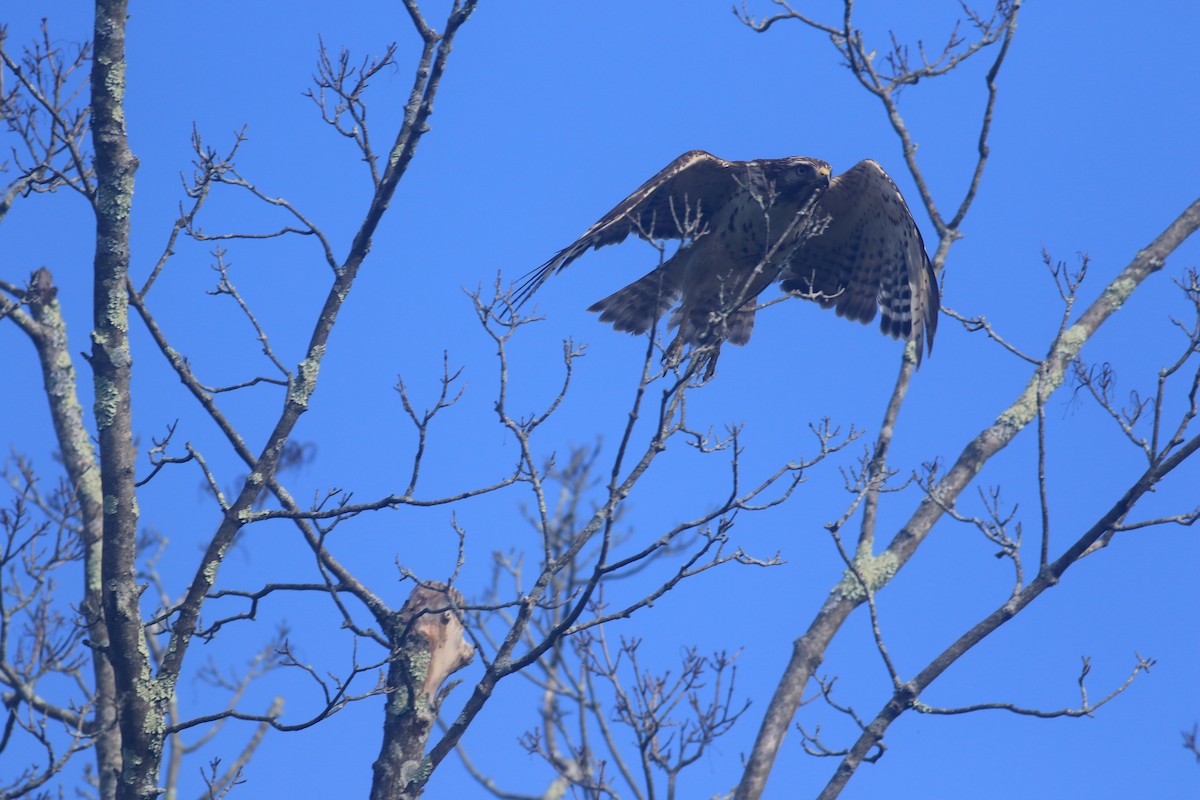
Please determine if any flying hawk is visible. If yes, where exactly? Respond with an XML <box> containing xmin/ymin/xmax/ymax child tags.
<box><xmin>513</xmin><ymin>150</ymin><xmax>938</xmax><ymax>375</ymax></box>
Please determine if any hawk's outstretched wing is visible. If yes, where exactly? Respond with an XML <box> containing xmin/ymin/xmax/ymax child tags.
<box><xmin>778</xmin><ymin>159</ymin><xmax>939</xmax><ymax>361</ymax></box>
<box><xmin>512</xmin><ymin>150</ymin><xmax>739</xmax><ymax>307</ymax></box>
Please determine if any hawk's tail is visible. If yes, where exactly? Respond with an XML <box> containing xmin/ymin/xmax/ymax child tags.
<box><xmin>588</xmin><ymin>259</ymin><xmax>684</xmax><ymax>336</ymax></box>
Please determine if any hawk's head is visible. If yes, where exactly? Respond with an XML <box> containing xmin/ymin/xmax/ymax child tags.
<box><xmin>772</xmin><ymin>157</ymin><xmax>831</xmax><ymax>190</ymax></box>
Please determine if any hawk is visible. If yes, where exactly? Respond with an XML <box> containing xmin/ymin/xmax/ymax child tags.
<box><xmin>513</xmin><ymin>149</ymin><xmax>938</xmax><ymax>375</ymax></box>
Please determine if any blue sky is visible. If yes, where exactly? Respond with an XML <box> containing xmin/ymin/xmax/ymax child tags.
<box><xmin>2</xmin><ymin>2</ymin><xmax>1198</xmax><ymax>798</ymax></box>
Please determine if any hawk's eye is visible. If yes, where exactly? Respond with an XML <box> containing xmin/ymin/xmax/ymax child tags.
<box><xmin>790</xmin><ymin>164</ymin><xmax>818</xmax><ymax>181</ymax></box>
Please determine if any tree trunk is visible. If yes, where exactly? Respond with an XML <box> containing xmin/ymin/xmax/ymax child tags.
<box><xmin>91</xmin><ymin>2</ymin><xmax>157</xmax><ymax>798</ymax></box>
<box><xmin>370</xmin><ymin>584</ymin><xmax>474</xmax><ymax>800</ymax></box>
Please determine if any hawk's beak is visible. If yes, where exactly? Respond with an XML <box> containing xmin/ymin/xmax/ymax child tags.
<box><xmin>818</xmin><ymin>165</ymin><xmax>831</xmax><ymax>188</ymax></box>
